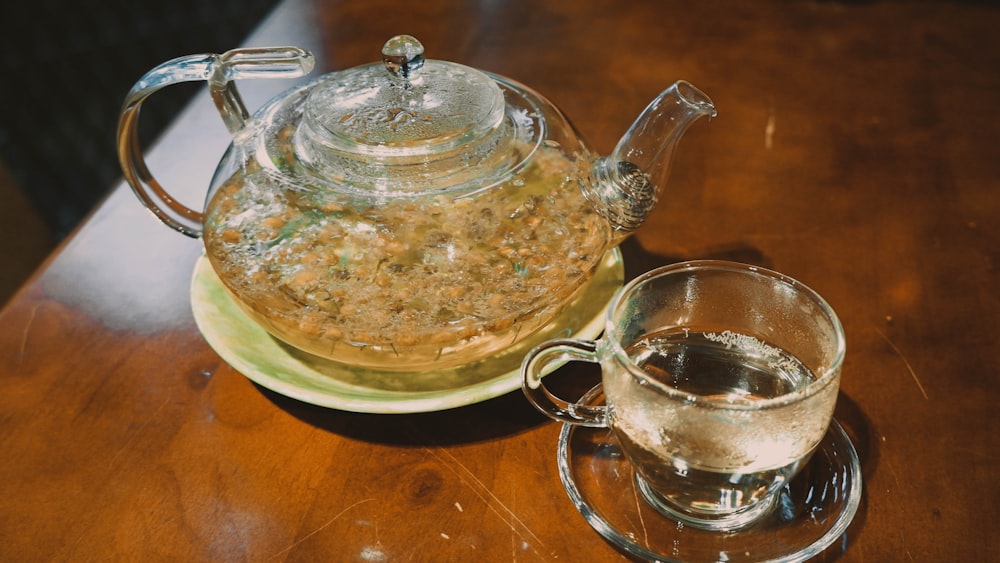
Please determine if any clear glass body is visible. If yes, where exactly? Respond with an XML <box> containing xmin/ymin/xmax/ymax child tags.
<box><xmin>118</xmin><ymin>42</ymin><xmax>714</xmax><ymax>371</ymax></box>
<box><xmin>522</xmin><ymin>261</ymin><xmax>845</xmax><ymax>531</ymax></box>
<box><xmin>200</xmin><ymin>77</ymin><xmax>612</xmax><ymax>370</ymax></box>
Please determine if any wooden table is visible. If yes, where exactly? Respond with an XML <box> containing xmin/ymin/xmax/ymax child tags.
<box><xmin>2</xmin><ymin>0</ymin><xmax>997</xmax><ymax>560</ymax></box>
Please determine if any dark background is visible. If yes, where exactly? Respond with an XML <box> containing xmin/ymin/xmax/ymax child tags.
<box><xmin>0</xmin><ymin>0</ymin><xmax>280</xmax><ymax>300</ymax></box>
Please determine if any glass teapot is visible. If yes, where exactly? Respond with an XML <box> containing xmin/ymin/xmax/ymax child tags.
<box><xmin>117</xmin><ymin>36</ymin><xmax>715</xmax><ymax>371</ymax></box>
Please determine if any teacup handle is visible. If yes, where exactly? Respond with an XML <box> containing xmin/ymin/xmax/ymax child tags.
<box><xmin>521</xmin><ymin>339</ymin><xmax>608</xmax><ymax>427</ymax></box>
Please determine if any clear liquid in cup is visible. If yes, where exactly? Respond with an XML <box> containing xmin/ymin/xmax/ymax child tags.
<box><xmin>608</xmin><ymin>329</ymin><xmax>836</xmax><ymax>530</ymax></box>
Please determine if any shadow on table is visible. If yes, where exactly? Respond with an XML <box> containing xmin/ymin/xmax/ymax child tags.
<box><xmin>618</xmin><ymin>236</ymin><xmax>772</xmax><ymax>281</ymax></box>
<box><xmin>820</xmin><ymin>390</ymin><xmax>876</xmax><ymax>561</ymax></box>
<box><xmin>255</xmin><ymin>358</ymin><xmax>603</xmax><ymax>446</ymax></box>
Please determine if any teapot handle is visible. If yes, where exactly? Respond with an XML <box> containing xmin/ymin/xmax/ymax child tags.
<box><xmin>116</xmin><ymin>47</ymin><xmax>314</xmax><ymax>237</ymax></box>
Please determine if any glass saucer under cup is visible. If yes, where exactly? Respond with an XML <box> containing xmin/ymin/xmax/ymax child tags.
<box><xmin>557</xmin><ymin>384</ymin><xmax>862</xmax><ymax>562</ymax></box>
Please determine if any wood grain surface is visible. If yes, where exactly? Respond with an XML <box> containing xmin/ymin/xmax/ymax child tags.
<box><xmin>1</xmin><ymin>0</ymin><xmax>997</xmax><ymax>560</ymax></box>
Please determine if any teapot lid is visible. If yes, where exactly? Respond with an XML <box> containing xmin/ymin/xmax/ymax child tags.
<box><xmin>292</xmin><ymin>35</ymin><xmax>512</xmax><ymax>193</ymax></box>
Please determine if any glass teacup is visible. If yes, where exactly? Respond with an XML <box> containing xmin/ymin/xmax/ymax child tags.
<box><xmin>521</xmin><ymin>261</ymin><xmax>845</xmax><ymax>531</ymax></box>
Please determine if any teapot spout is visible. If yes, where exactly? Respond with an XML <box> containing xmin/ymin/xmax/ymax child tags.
<box><xmin>585</xmin><ymin>81</ymin><xmax>716</xmax><ymax>234</ymax></box>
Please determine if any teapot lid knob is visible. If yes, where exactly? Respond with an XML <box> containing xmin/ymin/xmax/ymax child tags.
<box><xmin>382</xmin><ymin>35</ymin><xmax>425</xmax><ymax>79</ymax></box>
<box><xmin>296</xmin><ymin>33</ymin><xmax>506</xmax><ymax>181</ymax></box>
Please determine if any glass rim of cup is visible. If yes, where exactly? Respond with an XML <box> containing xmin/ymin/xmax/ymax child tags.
<box><xmin>602</xmin><ymin>260</ymin><xmax>846</xmax><ymax>411</ymax></box>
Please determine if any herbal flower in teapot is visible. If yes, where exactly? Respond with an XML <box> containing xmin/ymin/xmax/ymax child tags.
<box><xmin>118</xmin><ymin>36</ymin><xmax>715</xmax><ymax>370</ymax></box>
